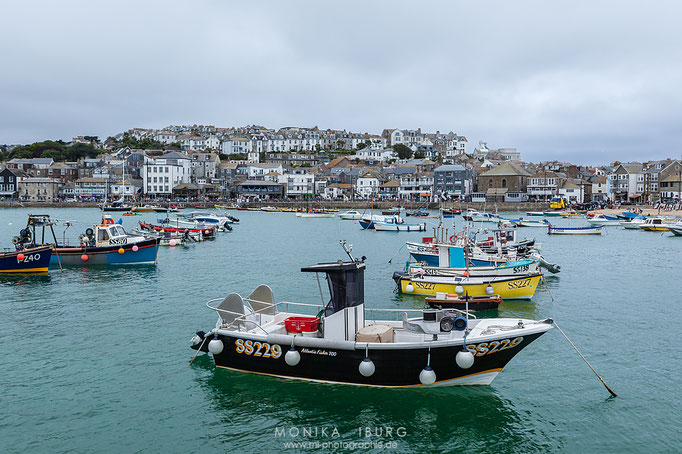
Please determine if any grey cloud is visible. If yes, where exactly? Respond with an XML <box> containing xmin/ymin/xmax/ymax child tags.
<box><xmin>1</xmin><ymin>0</ymin><xmax>681</xmax><ymax>165</ymax></box>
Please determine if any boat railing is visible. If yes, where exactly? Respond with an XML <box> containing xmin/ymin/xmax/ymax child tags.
<box><xmin>205</xmin><ymin>298</ymin><xmax>476</xmax><ymax>334</ymax></box>
<box><xmin>365</xmin><ymin>307</ymin><xmax>476</xmax><ymax>321</ymax></box>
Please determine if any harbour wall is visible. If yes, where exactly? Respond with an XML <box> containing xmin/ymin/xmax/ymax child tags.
<box><xmin>0</xmin><ymin>200</ymin><xmax>554</xmax><ymax>211</ymax></box>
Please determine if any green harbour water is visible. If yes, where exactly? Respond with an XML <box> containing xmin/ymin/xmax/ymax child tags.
<box><xmin>1</xmin><ymin>208</ymin><xmax>681</xmax><ymax>453</ymax></box>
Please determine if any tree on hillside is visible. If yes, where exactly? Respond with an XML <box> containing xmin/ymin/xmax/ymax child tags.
<box><xmin>414</xmin><ymin>150</ymin><xmax>426</xmax><ymax>159</ymax></box>
<box><xmin>393</xmin><ymin>144</ymin><xmax>413</xmax><ymax>160</ymax></box>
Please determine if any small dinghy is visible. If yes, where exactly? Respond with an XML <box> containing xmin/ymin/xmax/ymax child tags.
<box><xmin>190</xmin><ymin>242</ymin><xmax>553</xmax><ymax>387</ymax></box>
<box><xmin>547</xmin><ymin>225</ymin><xmax>603</xmax><ymax>235</ymax></box>
<box><xmin>425</xmin><ymin>293</ymin><xmax>502</xmax><ymax>311</ymax></box>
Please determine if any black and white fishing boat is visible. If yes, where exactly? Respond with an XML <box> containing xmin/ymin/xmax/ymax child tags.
<box><xmin>190</xmin><ymin>242</ymin><xmax>553</xmax><ymax>387</ymax></box>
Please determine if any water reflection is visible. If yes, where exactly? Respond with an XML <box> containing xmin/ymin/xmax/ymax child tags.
<box><xmin>52</xmin><ymin>265</ymin><xmax>159</xmax><ymax>284</ymax></box>
<box><xmin>192</xmin><ymin>356</ymin><xmax>550</xmax><ymax>452</ymax></box>
<box><xmin>0</xmin><ymin>273</ymin><xmax>51</xmax><ymax>287</ymax></box>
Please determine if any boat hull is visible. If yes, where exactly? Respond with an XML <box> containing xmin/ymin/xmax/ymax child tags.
<box><xmin>668</xmin><ymin>226</ymin><xmax>682</xmax><ymax>236</ymax></box>
<box><xmin>548</xmin><ymin>226</ymin><xmax>602</xmax><ymax>235</ymax></box>
<box><xmin>374</xmin><ymin>222</ymin><xmax>426</xmax><ymax>232</ymax></box>
<box><xmin>50</xmin><ymin>239</ymin><xmax>159</xmax><ymax>266</ymax></box>
<box><xmin>425</xmin><ymin>295</ymin><xmax>502</xmax><ymax>311</ymax></box>
<box><xmin>203</xmin><ymin>330</ymin><xmax>548</xmax><ymax>387</ymax></box>
<box><xmin>397</xmin><ymin>273</ymin><xmax>542</xmax><ymax>299</ymax></box>
<box><xmin>0</xmin><ymin>246</ymin><xmax>52</xmax><ymax>273</ymax></box>
<box><xmin>640</xmin><ymin>225</ymin><xmax>670</xmax><ymax>232</ymax></box>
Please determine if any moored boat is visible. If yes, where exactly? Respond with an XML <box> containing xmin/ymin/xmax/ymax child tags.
<box><xmin>394</xmin><ymin>272</ymin><xmax>543</xmax><ymax>299</ymax></box>
<box><xmin>462</xmin><ymin>209</ymin><xmax>501</xmax><ymax>222</ymax></box>
<box><xmin>620</xmin><ymin>218</ymin><xmax>646</xmax><ymax>229</ymax></box>
<box><xmin>639</xmin><ymin>217</ymin><xmax>676</xmax><ymax>231</ymax></box>
<box><xmin>338</xmin><ymin>210</ymin><xmax>363</xmax><ymax>220</ymax></box>
<box><xmin>15</xmin><ymin>215</ymin><xmax>159</xmax><ymax>266</ymax></box>
<box><xmin>374</xmin><ymin>221</ymin><xmax>426</xmax><ymax>232</ymax></box>
<box><xmin>586</xmin><ymin>214</ymin><xmax>621</xmax><ymax>226</ymax></box>
<box><xmin>0</xmin><ymin>245</ymin><xmax>53</xmax><ymax>273</ymax></box>
<box><xmin>547</xmin><ymin>225</ymin><xmax>603</xmax><ymax>235</ymax></box>
<box><xmin>189</xmin><ymin>243</ymin><xmax>553</xmax><ymax>387</ymax></box>
<box><xmin>425</xmin><ymin>293</ymin><xmax>502</xmax><ymax>311</ymax></box>
<box><xmin>668</xmin><ymin>222</ymin><xmax>682</xmax><ymax>236</ymax></box>
<box><xmin>516</xmin><ymin>218</ymin><xmax>551</xmax><ymax>227</ymax></box>
<box><xmin>131</xmin><ymin>205</ymin><xmax>155</xmax><ymax>213</ymax></box>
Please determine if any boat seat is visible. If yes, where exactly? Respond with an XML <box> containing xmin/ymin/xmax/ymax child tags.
<box><xmin>216</xmin><ymin>293</ymin><xmax>245</xmax><ymax>326</ymax></box>
<box><xmin>247</xmin><ymin>284</ymin><xmax>275</xmax><ymax>316</ymax></box>
<box><xmin>401</xmin><ymin>312</ymin><xmax>441</xmax><ymax>334</ymax></box>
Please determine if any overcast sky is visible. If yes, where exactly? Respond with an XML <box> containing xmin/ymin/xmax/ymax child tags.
<box><xmin>1</xmin><ymin>1</ymin><xmax>681</xmax><ymax>164</ymax></box>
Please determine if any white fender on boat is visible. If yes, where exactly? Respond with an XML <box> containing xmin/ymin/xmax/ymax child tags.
<box><xmin>405</xmin><ymin>283</ymin><xmax>415</xmax><ymax>293</ymax></box>
<box><xmin>359</xmin><ymin>358</ymin><xmax>375</xmax><ymax>377</ymax></box>
<box><xmin>456</xmin><ymin>350</ymin><xmax>475</xmax><ymax>369</ymax></box>
<box><xmin>419</xmin><ymin>366</ymin><xmax>436</xmax><ymax>385</ymax></box>
<box><xmin>285</xmin><ymin>348</ymin><xmax>301</xmax><ymax>366</ymax></box>
<box><xmin>208</xmin><ymin>337</ymin><xmax>224</xmax><ymax>355</ymax></box>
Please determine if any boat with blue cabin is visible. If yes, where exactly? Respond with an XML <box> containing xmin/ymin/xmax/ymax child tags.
<box><xmin>15</xmin><ymin>215</ymin><xmax>160</xmax><ymax>266</ymax></box>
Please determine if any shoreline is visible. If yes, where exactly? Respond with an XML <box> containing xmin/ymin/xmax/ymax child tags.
<box><xmin>2</xmin><ymin>201</ymin><xmax>680</xmax><ymax>216</ymax></box>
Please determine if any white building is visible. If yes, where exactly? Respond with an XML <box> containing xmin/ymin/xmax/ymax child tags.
<box><xmin>247</xmin><ymin>163</ymin><xmax>284</xmax><ymax>180</ymax></box>
<box><xmin>142</xmin><ymin>152</ymin><xmax>192</xmax><ymax>196</ymax></box>
<box><xmin>353</xmin><ymin>148</ymin><xmax>397</xmax><ymax>162</ymax></box>
<box><xmin>279</xmin><ymin>172</ymin><xmax>315</xmax><ymax>197</ymax></box>
<box><xmin>356</xmin><ymin>172</ymin><xmax>381</xmax><ymax>197</ymax></box>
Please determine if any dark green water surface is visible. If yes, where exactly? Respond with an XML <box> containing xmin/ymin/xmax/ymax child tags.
<box><xmin>1</xmin><ymin>208</ymin><xmax>680</xmax><ymax>453</ymax></box>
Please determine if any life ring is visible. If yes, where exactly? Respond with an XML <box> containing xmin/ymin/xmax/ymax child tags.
<box><xmin>449</xmin><ymin>234</ymin><xmax>456</xmax><ymax>243</ymax></box>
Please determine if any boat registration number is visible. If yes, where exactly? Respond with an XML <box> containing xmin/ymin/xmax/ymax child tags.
<box><xmin>512</xmin><ymin>264</ymin><xmax>530</xmax><ymax>273</ymax></box>
<box><xmin>110</xmin><ymin>238</ymin><xmax>128</xmax><ymax>245</ymax></box>
<box><xmin>19</xmin><ymin>253</ymin><xmax>41</xmax><ymax>262</ymax></box>
<box><xmin>467</xmin><ymin>337</ymin><xmax>523</xmax><ymax>356</ymax></box>
<box><xmin>235</xmin><ymin>339</ymin><xmax>282</xmax><ymax>359</ymax></box>
<box><xmin>507</xmin><ymin>278</ymin><xmax>532</xmax><ymax>289</ymax></box>
<box><xmin>413</xmin><ymin>281</ymin><xmax>435</xmax><ymax>290</ymax></box>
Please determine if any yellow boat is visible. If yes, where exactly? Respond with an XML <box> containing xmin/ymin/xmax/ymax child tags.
<box><xmin>639</xmin><ymin>217</ymin><xmax>674</xmax><ymax>231</ymax></box>
<box><xmin>246</xmin><ymin>207</ymin><xmax>260</xmax><ymax>211</ymax></box>
<box><xmin>560</xmin><ymin>210</ymin><xmax>585</xmax><ymax>218</ymax></box>
<box><xmin>640</xmin><ymin>225</ymin><xmax>669</xmax><ymax>231</ymax></box>
<box><xmin>214</xmin><ymin>204</ymin><xmax>238</xmax><ymax>210</ymax></box>
<box><xmin>397</xmin><ymin>273</ymin><xmax>543</xmax><ymax>299</ymax></box>
<box><xmin>261</xmin><ymin>207</ymin><xmax>279</xmax><ymax>212</ymax></box>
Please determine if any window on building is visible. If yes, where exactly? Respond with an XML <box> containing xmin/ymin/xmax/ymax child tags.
<box><xmin>502</xmin><ymin>179</ymin><xmax>507</xmax><ymax>188</ymax></box>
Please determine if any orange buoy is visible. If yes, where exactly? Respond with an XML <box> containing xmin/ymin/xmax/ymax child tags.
<box><xmin>118</xmin><ymin>248</ymin><xmax>125</xmax><ymax>254</ymax></box>
<box><xmin>17</xmin><ymin>253</ymin><xmax>25</xmax><ymax>261</ymax></box>
<box><xmin>81</xmin><ymin>254</ymin><xmax>89</xmax><ymax>261</ymax></box>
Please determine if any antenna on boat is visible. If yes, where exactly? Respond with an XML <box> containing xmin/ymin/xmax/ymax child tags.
<box><xmin>340</xmin><ymin>240</ymin><xmax>354</xmax><ymax>261</ymax></box>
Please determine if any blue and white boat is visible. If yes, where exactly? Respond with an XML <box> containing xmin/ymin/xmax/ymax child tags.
<box><xmin>14</xmin><ymin>215</ymin><xmax>160</xmax><ymax>266</ymax></box>
<box><xmin>586</xmin><ymin>214</ymin><xmax>621</xmax><ymax>226</ymax></box>
<box><xmin>359</xmin><ymin>214</ymin><xmax>404</xmax><ymax>230</ymax></box>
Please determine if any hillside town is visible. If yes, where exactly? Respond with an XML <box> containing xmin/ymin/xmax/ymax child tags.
<box><xmin>1</xmin><ymin>124</ymin><xmax>681</xmax><ymax>205</ymax></box>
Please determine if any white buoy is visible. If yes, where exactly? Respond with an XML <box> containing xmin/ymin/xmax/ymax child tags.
<box><xmin>359</xmin><ymin>358</ymin><xmax>375</xmax><ymax>377</ymax></box>
<box><xmin>455</xmin><ymin>284</ymin><xmax>464</xmax><ymax>295</ymax></box>
<box><xmin>208</xmin><ymin>337</ymin><xmax>224</xmax><ymax>355</ymax></box>
<box><xmin>485</xmin><ymin>284</ymin><xmax>494</xmax><ymax>295</ymax></box>
<box><xmin>405</xmin><ymin>283</ymin><xmax>415</xmax><ymax>293</ymax></box>
<box><xmin>285</xmin><ymin>348</ymin><xmax>301</xmax><ymax>366</ymax></box>
<box><xmin>456</xmin><ymin>350</ymin><xmax>475</xmax><ymax>369</ymax></box>
<box><xmin>419</xmin><ymin>366</ymin><xmax>436</xmax><ymax>385</ymax></box>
